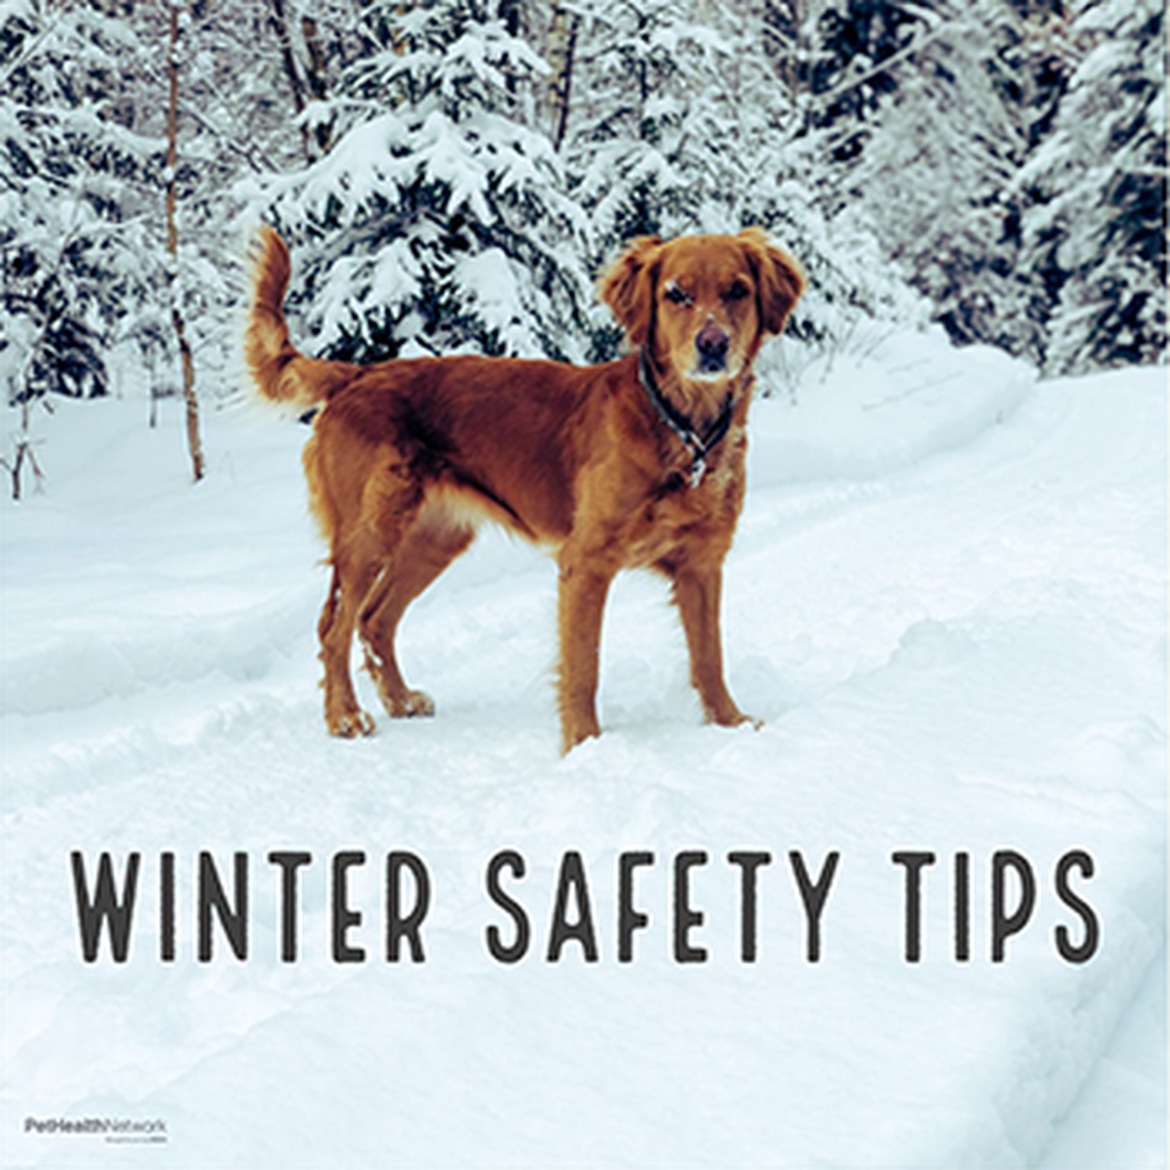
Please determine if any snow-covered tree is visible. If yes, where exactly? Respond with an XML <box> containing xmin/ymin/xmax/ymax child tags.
<box><xmin>554</xmin><ymin>0</ymin><xmax>896</xmax><ymax>362</ymax></box>
<box><xmin>260</xmin><ymin>0</ymin><xmax>592</xmax><ymax>363</ymax></box>
<box><xmin>718</xmin><ymin>2</ymin><xmax>920</xmax><ymax>352</ymax></box>
<box><xmin>164</xmin><ymin>0</ymin><xmax>333</xmax><ymax>387</ymax></box>
<box><xmin>802</xmin><ymin>2</ymin><xmax>1058</xmax><ymax>355</ymax></box>
<box><xmin>0</xmin><ymin>0</ymin><xmax>316</xmax><ymax>407</ymax></box>
<box><xmin>1</xmin><ymin>1</ymin><xmax>161</xmax><ymax>405</ymax></box>
<box><xmin>560</xmin><ymin>0</ymin><xmax>740</xmax><ymax>256</ymax></box>
<box><xmin>805</xmin><ymin>0</ymin><xmax>924</xmax><ymax>156</ymax></box>
<box><xmin>1018</xmin><ymin>0</ymin><xmax>1165</xmax><ymax>374</ymax></box>
<box><xmin>4</xmin><ymin>0</ymin><xmax>1161</xmax><ymax>495</ymax></box>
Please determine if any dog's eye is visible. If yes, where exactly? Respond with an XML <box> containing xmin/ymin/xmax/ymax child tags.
<box><xmin>663</xmin><ymin>283</ymin><xmax>693</xmax><ymax>306</ymax></box>
<box><xmin>724</xmin><ymin>280</ymin><xmax>750</xmax><ymax>302</ymax></box>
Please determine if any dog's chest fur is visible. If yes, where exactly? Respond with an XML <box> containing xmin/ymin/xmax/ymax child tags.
<box><xmin>584</xmin><ymin>423</ymin><xmax>748</xmax><ymax>569</ymax></box>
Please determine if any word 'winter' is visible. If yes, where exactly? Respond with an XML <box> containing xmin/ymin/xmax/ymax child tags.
<box><xmin>69</xmin><ymin>847</ymin><xmax>1099</xmax><ymax>966</ymax></box>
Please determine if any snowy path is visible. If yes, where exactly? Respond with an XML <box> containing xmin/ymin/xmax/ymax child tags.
<box><xmin>1</xmin><ymin>337</ymin><xmax>1165</xmax><ymax>1167</ymax></box>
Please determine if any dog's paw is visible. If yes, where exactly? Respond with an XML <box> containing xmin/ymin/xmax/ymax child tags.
<box><xmin>381</xmin><ymin>688</ymin><xmax>436</xmax><ymax>718</ymax></box>
<box><xmin>708</xmin><ymin>707</ymin><xmax>763</xmax><ymax>732</ymax></box>
<box><xmin>327</xmin><ymin>708</ymin><xmax>376</xmax><ymax>737</ymax></box>
<box><xmin>560</xmin><ymin>712</ymin><xmax>602</xmax><ymax>756</ymax></box>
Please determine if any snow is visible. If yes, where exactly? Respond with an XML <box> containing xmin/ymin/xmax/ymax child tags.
<box><xmin>1</xmin><ymin>333</ymin><xmax>1165</xmax><ymax>1168</ymax></box>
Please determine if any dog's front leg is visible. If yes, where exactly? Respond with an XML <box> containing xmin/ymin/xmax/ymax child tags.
<box><xmin>556</xmin><ymin>552</ymin><xmax>617</xmax><ymax>753</ymax></box>
<box><xmin>671</xmin><ymin>565</ymin><xmax>756</xmax><ymax>730</ymax></box>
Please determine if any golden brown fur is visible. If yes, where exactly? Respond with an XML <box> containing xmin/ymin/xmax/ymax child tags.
<box><xmin>246</xmin><ymin>227</ymin><xmax>803</xmax><ymax>752</ymax></box>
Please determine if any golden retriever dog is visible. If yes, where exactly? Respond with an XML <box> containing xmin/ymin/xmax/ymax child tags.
<box><xmin>245</xmin><ymin>227</ymin><xmax>803</xmax><ymax>752</ymax></box>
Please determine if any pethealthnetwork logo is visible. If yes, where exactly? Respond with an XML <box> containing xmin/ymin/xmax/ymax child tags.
<box><xmin>24</xmin><ymin>1115</ymin><xmax>167</xmax><ymax>1145</ymax></box>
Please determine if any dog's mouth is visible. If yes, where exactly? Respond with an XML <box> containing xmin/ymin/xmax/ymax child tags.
<box><xmin>690</xmin><ymin>359</ymin><xmax>739</xmax><ymax>381</ymax></box>
<box><xmin>690</xmin><ymin>352</ymin><xmax>743</xmax><ymax>382</ymax></box>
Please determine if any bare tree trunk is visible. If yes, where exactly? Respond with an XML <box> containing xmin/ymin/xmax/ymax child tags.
<box><xmin>301</xmin><ymin>15</ymin><xmax>331</xmax><ymax>154</ymax></box>
<box><xmin>166</xmin><ymin>2</ymin><xmax>205</xmax><ymax>483</ymax></box>
<box><xmin>264</xmin><ymin>0</ymin><xmax>318</xmax><ymax>162</ymax></box>
<box><xmin>4</xmin><ymin>436</ymin><xmax>45</xmax><ymax>502</ymax></box>
<box><xmin>546</xmin><ymin>3</ymin><xmax>580</xmax><ymax>151</ymax></box>
<box><xmin>2</xmin><ymin>394</ymin><xmax>46</xmax><ymax>502</ymax></box>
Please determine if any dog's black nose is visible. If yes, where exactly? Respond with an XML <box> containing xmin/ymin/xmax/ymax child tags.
<box><xmin>696</xmin><ymin>324</ymin><xmax>730</xmax><ymax>373</ymax></box>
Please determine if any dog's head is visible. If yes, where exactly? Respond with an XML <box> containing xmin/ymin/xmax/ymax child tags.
<box><xmin>600</xmin><ymin>229</ymin><xmax>804</xmax><ymax>400</ymax></box>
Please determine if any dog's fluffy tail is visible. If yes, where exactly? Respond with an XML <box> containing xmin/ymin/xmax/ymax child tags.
<box><xmin>245</xmin><ymin>227</ymin><xmax>349</xmax><ymax>408</ymax></box>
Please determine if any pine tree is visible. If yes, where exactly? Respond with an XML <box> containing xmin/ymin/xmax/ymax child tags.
<box><xmin>1</xmin><ymin>1</ymin><xmax>171</xmax><ymax>496</ymax></box>
<box><xmin>805</xmin><ymin>2</ymin><xmax>1049</xmax><ymax>353</ymax></box>
<box><xmin>1</xmin><ymin>1</ymin><xmax>161</xmax><ymax>405</ymax></box>
<box><xmin>806</xmin><ymin>0</ymin><xmax>926</xmax><ymax>159</ymax></box>
<box><xmin>560</xmin><ymin>0</ymin><xmax>740</xmax><ymax>257</ymax></box>
<box><xmin>164</xmin><ymin>0</ymin><xmax>345</xmax><ymax>390</ymax></box>
<box><xmin>722</xmin><ymin>1</ymin><xmax>921</xmax><ymax>353</ymax></box>
<box><xmin>0</xmin><ymin>0</ymin><xmax>313</xmax><ymax>406</ymax></box>
<box><xmin>259</xmin><ymin>0</ymin><xmax>592</xmax><ymax>363</ymax></box>
<box><xmin>1019</xmin><ymin>0</ymin><xmax>1165</xmax><ymax>374</ymax></box>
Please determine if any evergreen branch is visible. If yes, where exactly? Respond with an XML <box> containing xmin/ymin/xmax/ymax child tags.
<box><xmin>0</xmin><ymin>7</ymin><xmax>67</xmax><ymax>89</ymax></box>
<box><xmin>807</xmin><ymin>14</ymin><xmax>970</xmax><ymax>117</ymax></box>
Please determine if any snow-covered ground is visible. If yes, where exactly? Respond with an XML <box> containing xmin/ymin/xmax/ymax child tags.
<box><xmin>1</xmin><ymin>329</ymin><xmax>1165</xmax><ymax>1168</ymax></box>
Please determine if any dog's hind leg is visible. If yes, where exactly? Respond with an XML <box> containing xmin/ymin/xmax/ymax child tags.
<box><xmin>317</xmin><ymin>461</ymin><xmax>427</xmax><ymax>737</ymax></box>
<box><xmin>358</xmin><ymin>513</ymin><xmax>474</xmax><ymax>719</ymax></box>
<box><xmin>317</xmin><ymin>548</ymin><xmax>382</xmax><ymax>736</ymax></box>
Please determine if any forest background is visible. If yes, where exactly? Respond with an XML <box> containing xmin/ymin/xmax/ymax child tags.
<box><xmin>0</xmin><ymin>0</ymin><xmax>1164</xmax><ymax>492</ymax></box>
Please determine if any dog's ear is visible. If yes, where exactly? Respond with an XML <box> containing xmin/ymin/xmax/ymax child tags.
<box><xmin>599</xmin><ymin>236</ymin><xmax>664</xmax><ymax>347</ymax></box>
<box><xmin>738</xmin><ymin>228</ymin><xmax>805</xmax><ymax>337</ymax></box>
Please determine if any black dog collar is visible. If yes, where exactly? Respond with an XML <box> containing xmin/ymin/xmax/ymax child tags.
<box><xmin>638</xmin><ymin>348</ymin><xmax>735</xmax><ymax>489</ymax></box>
